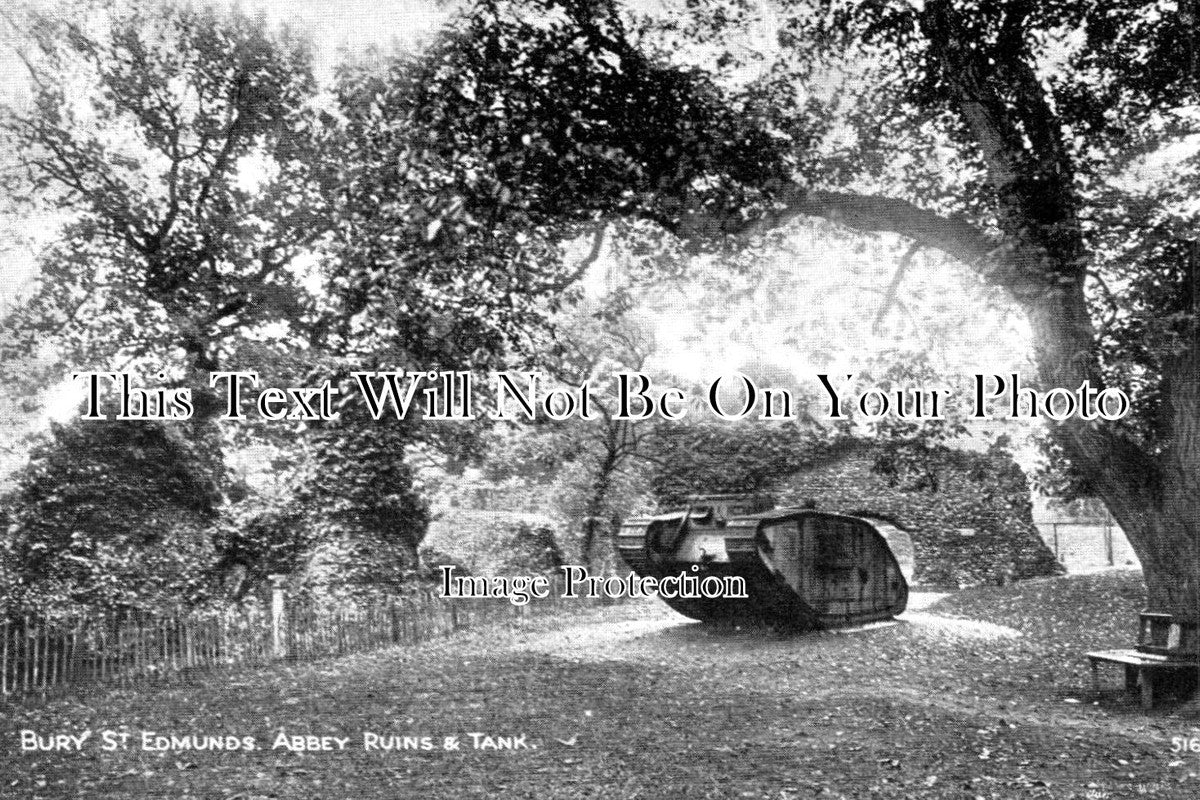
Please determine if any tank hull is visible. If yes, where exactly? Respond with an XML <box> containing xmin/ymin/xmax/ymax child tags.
<box><xmin>617</xmin><ymin>505</ymin><xmax>909</xmax><ymax>630</ymax></box>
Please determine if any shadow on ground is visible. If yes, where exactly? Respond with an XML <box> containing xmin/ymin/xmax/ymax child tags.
<box><xmin>2</xmin><ymin>572</ymin><xmax>1198</xmax><ymax>799</ymax></box>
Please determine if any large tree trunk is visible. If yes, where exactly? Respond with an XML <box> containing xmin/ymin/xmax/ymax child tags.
<box><xmin>1130</xmin><ymin>509</ymin><xmax>1200</xmax><ymax>618</ymax></box>
<box><xmin>1025</xmin><ymin>279</ymin><xmax>1200</xmax><ymax>618</ymax></box>
<box><xmin>1131</xmin><ymin>352</ymin><xmax>1200</xmax><ymax>617</ymax></box>
<box><xmin>921</xmin><ymin>0</ymin><xmax>1200</xmax><ymax>619</ymax></box>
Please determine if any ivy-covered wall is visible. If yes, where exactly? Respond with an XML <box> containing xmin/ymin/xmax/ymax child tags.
<box><xmin>773</xmin><ymin>443</ymin><xmax>1063</xmax><ymax>587</ymax></box>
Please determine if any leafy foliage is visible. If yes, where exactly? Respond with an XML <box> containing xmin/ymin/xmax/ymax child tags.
<box><xmin>385</xmin><ymin>0</ymin><xmax>1200</xmax><ymax>609</ymax></box>
<box><xmin>0</xmin><ymin>0</ymin><xmax>331</xmax><ymax>388</ymax></box>
<box><xmin>307</xmin><ymin>423</ymin><xmax>426</xmax><ymax>555</ymax></box>
<box><xmin>1</xmin><ymin>419</ymin><xmax>222</xmax><ymax>611</ymax></box>
<box><xmin>856</xmin><ymin>353</ymin><xmax>971</xmax><ymax>492</ymax></box>
<box><xmin>0</xmin><ymin>0</ymin><xmax>336</xmax><ymax>606</ymax></box>
<box><xmin>321</xmin><ymin>0</ymin><xmax>799</xmax><ymax>374</ymax></box>
<box><xmin>9</xmin><ymin>0</ymin><xmax>1200</xmax><ymax>612</ymax></box>
<box><xmin>209</xmin><ymin>492</ymin><xmax>313</xmax><ymax>601</ymax></box>
<box><xmin>475</xmin><ymin>299</ymin><xmax>661</xmax><ymax>566</ymax></box>
<box><xmin>424</xmin><ymin>510</ymin><xmax>564</xmax><ymax>577</ymax></box>
<box><xmin>645</xmin><ymin>420</ymin><xmax>833</xmax><ymax>506</ymax></box>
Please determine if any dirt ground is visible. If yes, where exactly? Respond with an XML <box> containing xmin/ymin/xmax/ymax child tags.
<box><xmin>3</xmin><ymin>570</ymin><xmax>1200</xmax><ymax>799</ymax></box>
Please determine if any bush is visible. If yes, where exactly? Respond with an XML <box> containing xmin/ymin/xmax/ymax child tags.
<box><xmin>424</xmin><ymin>510</ymin><xmax>565</xmax><ymax>576</ymax></box>
<box><xmin>2</xmin><ymin>419</ymin><xmax>222</xmax><ymax>613</ymax></box>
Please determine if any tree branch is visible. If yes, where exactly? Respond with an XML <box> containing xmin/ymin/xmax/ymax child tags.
<box><xmin>873</xmin><ymin>242</ymin><xmax>920</xmax><ymax>334</ymax></box>
<box><xmin>674</xmin><ymin>184</ymin><xmax>1046</xmax><ymax>293</ymax></box>
<box><xmin>541</xmin><ymin>224</ymin><xmax>607</xmax><ymax>293</ymax></box>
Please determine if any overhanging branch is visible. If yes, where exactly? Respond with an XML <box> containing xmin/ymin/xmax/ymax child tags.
<box><xmin>675</xmin><ymin>184</ymin><xmax>1049</xmax><ymax>295</ymax></box>
<box><xmin>791</xmin><ymin>189</ymin><xmax>997</xmax><ymax>266</ymax></box>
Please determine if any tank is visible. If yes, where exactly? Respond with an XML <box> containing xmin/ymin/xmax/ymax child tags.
<box><xmin>617</xmin><ymin>494</ymin><xmax>912</xmax><ymax>629</ymax></box>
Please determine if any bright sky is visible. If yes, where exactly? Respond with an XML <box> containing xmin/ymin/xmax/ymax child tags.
<box><xmin>239</xmin><ymin>0</ymin><xmax>453</xmax><ymax>74</ymax></box>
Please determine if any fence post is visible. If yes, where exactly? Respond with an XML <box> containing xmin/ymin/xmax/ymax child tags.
<box><xmin>270</xmin><ymin>575</ymin><xmax>288</xmax><ymax>660</ymax></box>
<box><xmin>1104</xmin><ymin>512</ymin><xmax>1114</xmax><ymax>566</ymax></box>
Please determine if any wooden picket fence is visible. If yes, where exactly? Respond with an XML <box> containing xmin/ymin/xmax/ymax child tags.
<box><xmin>0</xmin><ymin>580</ymin><xmax>597</xmax><ymax>700</ymax></box>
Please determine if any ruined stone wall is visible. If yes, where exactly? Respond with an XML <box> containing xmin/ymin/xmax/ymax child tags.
<box><xmin>774</xmin><ymin>444</ymin><xmax>1063</xmax><ymax>587</ymax></box>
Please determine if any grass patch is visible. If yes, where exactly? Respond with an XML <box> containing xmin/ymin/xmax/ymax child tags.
<box><xmin>3</xmin><ymin>572</ymin><xmax>1200</xmax><ymax>799</ymax></box>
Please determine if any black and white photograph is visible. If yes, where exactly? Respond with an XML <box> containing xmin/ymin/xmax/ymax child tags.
<box><xmin>1</xmin><ymin>1</ymin><xmax>1199</xmax><ymax>797</ymax></box>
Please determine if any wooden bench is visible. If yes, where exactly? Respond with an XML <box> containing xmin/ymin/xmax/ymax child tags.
<box><xmin>1087</xmin><ymin>649</ymin><xmax>1198</xmax><ymax>709</ymax></box>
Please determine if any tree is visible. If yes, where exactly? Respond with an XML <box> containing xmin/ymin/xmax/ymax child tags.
<box><xmin>387</xmin><ymin>0</ymin><xmax>1200</xmax><ymax>618</ymax></box>
<box><xmin>481</xmin><ymin>298</ymin><xmax>662</xmax><ymax>566</ymax></box>
<box><xmin>673</xmin><ymin>0</ymin><xmax>1200</xmax><ymax>617</ymax></box>
<box><xmin>0</xmin><ymin>0</ymin><xmax>345</xmax><ymax>599</ymax></box>
<box><xmin>0</xmin><ymin>1</ymin><xmax>331</xmax><ymax>399</ymax></box>
<box><xmin>0</xmin><ymin>0</ymin><xmax>562</xmax><ymax>597</ymax></box>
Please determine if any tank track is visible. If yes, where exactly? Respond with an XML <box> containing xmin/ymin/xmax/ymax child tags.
<box><xmin>618</xmin><ymin>508</ymin><xmax>905</xmax><ymax>630</ymax></box>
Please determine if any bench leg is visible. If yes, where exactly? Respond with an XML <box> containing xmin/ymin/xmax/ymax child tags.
<box><xmin>1125</xmin><ymin>664</ymin><xmax>1138</xmax><ymax>691</ymax></box>
<box><xmin>1141</xmin><ymin>669</ymin><xmax>1154</xmax><ymax>710</ymax></box>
